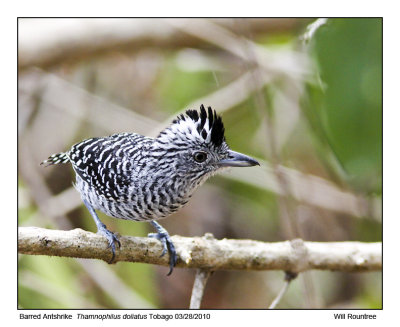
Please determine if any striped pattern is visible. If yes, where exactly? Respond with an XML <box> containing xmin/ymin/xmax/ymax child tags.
<box><xmin>43</xmin><ymin>106</ymin><xmax>229</xmax><ymax>222</ymax></box>
<box><xmin>40</xmin><ymin>152</ymin><xmax>70</xmax><ymax>166</ymax></box>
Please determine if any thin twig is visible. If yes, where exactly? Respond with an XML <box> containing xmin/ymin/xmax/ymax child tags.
<box><xmin>268</xmin><ymin>271</ymin><xmax>297</xmax><ymax>309</ymax></box>
<box><xmin>269</xmin><ymin>281</ymin><xmax>290</xmax><ymax>309</ymax></box>
<box><xmin>189</xmin><ymin>269</ymin><xmax>212</xmax><ymax>309</ymax></box>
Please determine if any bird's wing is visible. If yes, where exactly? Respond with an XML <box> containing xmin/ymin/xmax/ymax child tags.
<box><xmin>68</xmin><ymin>133</ymin><xmax>150</xmax><ymax>200</ymax></box>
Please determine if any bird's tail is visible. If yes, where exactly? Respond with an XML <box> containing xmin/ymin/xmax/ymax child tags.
<box><xmin>40</xmin><ymin>152</ymin><xmax>70</xmax><ymax>167</ymax></box>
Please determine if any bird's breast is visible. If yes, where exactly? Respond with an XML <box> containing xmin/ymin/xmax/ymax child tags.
<box><xmin>76</xmin><ymin>171</ymin><xmax>196</xmax><ymax>222</ymax></box>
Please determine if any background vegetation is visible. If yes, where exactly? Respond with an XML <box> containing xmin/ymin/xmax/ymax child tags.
<box><xmin>18</xmin><ymin>18</ymin><xmax>382</xmax><ymax>309</ymax></box>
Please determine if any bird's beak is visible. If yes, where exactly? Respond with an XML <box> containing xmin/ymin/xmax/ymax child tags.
<box><xmin>218</xmin><ymin>150</ymin><xmax>260</xmax><ymax>167</ymax></box>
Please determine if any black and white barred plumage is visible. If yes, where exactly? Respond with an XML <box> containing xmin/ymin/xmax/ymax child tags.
<box><xmin>42</xmin><ymin>105</ymin><xmax>259</xmax><ymax>274</ymax></box>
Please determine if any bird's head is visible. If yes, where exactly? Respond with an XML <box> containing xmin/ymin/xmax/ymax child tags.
<box><xmin>154</xmin><ymin>105</ymin><xmax>259</xmax><ymax>184</ymax></box>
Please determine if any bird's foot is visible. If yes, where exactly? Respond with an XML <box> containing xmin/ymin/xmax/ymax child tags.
<box><xmin>97</xmin><ymin>224</ymin><xmax>121</xmax><ymax>264</ymax></box>
<box><xmin>148</xmin><ymin>230</ymin><xmax>177</xmax><ymax>276</ymax></box>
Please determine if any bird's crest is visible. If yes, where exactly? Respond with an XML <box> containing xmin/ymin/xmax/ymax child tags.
<box><xmin>159</xmin><ymin>105</ymin><xmax>225</xmax><ymax>147</ymax></box>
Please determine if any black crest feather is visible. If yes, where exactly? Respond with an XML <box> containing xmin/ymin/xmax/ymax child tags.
<box><xmin>185</xmin><ymin>105</ymin><xmax>225</xmax><ymax>147</ymax></box>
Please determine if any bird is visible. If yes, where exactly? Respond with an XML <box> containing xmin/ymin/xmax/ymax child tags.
<box><xmin>41</xmin><ymin>104</ymin><xmax>260</xmax><ymax>275</ymax></box>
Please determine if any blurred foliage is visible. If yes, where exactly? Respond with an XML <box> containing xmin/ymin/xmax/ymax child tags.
<box><xmin>18</xmin><ymin>18</ymin><xmax>382</xmax><ymax>309</ymax></box>
<box><xmin>157</xmin><ymin>58</ymin><xmax>220</xmax><ymax>112</ymax></box>
<box><xmin>305</xmin><ymin>18</ymin><xmax>382</xmax><ymax>194</ymax></box>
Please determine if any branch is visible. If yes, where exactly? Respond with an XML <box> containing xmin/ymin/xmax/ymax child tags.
<box><xmin>18</xmin><ymin>227</ymin><xmax>382</xmax><ymax>273</ymax></box>
<box><xmin>268</xmin><ymin>272</ymin><xmax>297</xmax><ymax>309</ymax></box>
<box><xmin>18</xmin><ymin>19</ymin><xmax>306</xmax><ymax>71</ymax></box>
<box><xmin>189</xmin><ymin>269</ymin><xmax>211</xmax><ymax>309</ymax></box>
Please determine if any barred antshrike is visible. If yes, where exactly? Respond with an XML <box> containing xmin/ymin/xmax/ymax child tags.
<box><xmin>42</xmin><ymin>105</ymin><xmax>259</xmax><ymax>275</ymax></box>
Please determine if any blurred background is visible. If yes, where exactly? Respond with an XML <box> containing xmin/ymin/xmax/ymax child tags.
<box><xmin>18</xmin><ymin>18</ymin><xmax>382</xmax><ymax>309</ymax></box>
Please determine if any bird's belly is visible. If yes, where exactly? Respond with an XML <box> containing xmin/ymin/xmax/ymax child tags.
<box><xmin>93</xmin><ymin>198</ymin><xmax>188</xmax><ymax>222</ymax></box>
<box><xmin>75</xmin><ymin>177</ymin><xmax>190</xmax><ymax>222</ymax></box>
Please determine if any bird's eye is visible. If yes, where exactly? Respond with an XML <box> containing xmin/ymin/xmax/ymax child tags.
<box><xmin>193</xmin><ymin>151</ymin><xmax>208</xmax><ymax>163</ymax></box>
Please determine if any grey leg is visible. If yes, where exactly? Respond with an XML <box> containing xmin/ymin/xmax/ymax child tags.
<box><xmin>83</xmin><ymin>199</ymin><xmax>121</xmax><ymax>263</ymax></box>
<box><xmin>148</xmin><ymin>221</ymin><xmax>177</xmax><ymax>276</ymax></box>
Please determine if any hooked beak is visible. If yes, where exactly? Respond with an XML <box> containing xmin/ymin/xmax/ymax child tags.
<box><xmin>218</xmin><ymin>150</ymin><xmax>260</xmax><ymax>167</ymax></box>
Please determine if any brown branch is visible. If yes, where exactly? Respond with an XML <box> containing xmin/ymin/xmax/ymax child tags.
<box><xmin>18</xmin><ymin>227</ymin><xmax>382</xmax><ymax>273</ymax></box>
<box><xmin>18</xmin><ymin>18</ymin><xmax>307</xmax><ymax>71</ymax></box>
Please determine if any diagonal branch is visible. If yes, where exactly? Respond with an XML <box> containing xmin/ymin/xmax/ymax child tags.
<box><xmin>189</xmin><ymin>269</ymin><xmax>211</xmax><ymax>309</ymax></box>
<box><xmin>18</xmin><ymin>227</ymin><xmax>382</xmax><ymax>273</ymax></box>
<box><xmin>18</xmin><ymin>18</ymin><xmax>306</xmax><ymax>71</ymax></box>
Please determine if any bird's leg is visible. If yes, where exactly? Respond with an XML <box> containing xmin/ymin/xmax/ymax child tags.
<box><xmin>148</xmin><ymin>221</ymin><xmax>177</xmax><ymax>276</ymax></box>
<box><xmin>83</xmin><ymin>199</ymin><xmax>121</xmax><ymax>263</ymax></box>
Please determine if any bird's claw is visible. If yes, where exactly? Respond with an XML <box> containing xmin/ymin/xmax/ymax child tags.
<box><xmin>98</xmin><ymin>227</ymin><xmax>121</xmax><ymax>264</ymax></box>
<box><xmin>148</xmin><ymin>231</ymin><xmax>177</xmax><ymax>276</ymax></box>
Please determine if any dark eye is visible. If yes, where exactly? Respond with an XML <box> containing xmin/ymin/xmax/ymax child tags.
<box><xmin>193</xmin><ymin>151</ymin><xmax>208</xmax><ymax>163</ymax></box>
